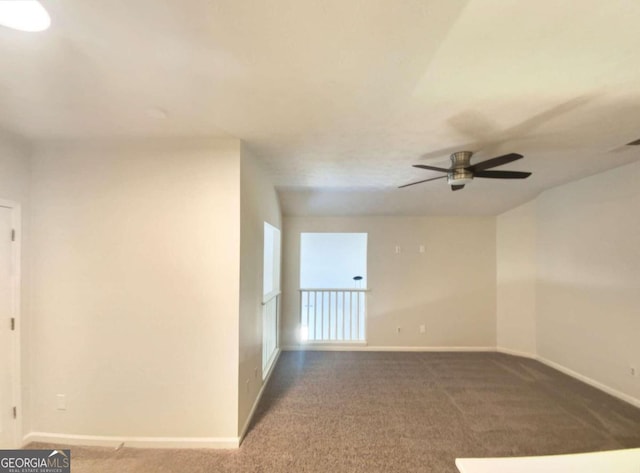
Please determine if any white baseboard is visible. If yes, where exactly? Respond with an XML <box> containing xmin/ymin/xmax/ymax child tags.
<box><xmin>282</xmin><ymin>345</ymin><xmax>495</xmax><ymax>352</ymax></box>
<box><xmin>23</xmin><ymin>432</ymin><xmax>240</xmax><ymax>449</ymax></box>
<box><xmin>23</xmin><ymin>350</ymin><xmax>285</xmax><ymax>451</ymax></box>
<box><xmin>536</xmin><ymin>356</ymin><xmax>640</xmax><ymax>409</ymax></box>
<box><xmin>238</xmin><ymin>348</ymin><xmax>281</xmax><ymax>444</ymax></box>
<box><xmin>496</xmin><ymin>346</ymin><xmax>537</xmax><ymax>359</ymax></box>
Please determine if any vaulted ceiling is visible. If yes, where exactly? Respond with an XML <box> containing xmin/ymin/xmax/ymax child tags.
<box><xmin>2</xmin><ymin>0</ymin><xmax>640</xmax><ymax>215</ymax></box>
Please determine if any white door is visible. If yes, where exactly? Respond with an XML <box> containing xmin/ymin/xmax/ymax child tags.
<box><xmin>0</xmin><ymin>205</ymin><xmax>16</xmax><ymax>448</ymax></box>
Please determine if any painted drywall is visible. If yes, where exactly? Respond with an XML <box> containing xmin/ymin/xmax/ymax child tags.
<box><xmin>536</xmin><ymin>159</ymin><xmax>640</xmax><ymax>403</ymax></box>
<box><xmin>0</xmin><ymin>132</ymin><xmax>31</xmax><ymax>442</ymax></box>
<box><xmin>238</xmin><ymin>148</ymin><xmax>282</xmax><ymax>435</ymax></box>
<box><xmin>29</xmin><ymin>139</ymin><xmax>241</xmax><ymax>439</ymax></box>
<box><xmin>0</xmin><ymin>133</ymin><xmax>30</xmax><ymax>204</ymax></box>
<box><xmin>282</xmin><ymin>217</ymin><xmax>496</xmax><ymax>348</ymax></box>
<box><xmin>496</xmin><ymin>200</ymin><xmax>537</xmax><ymax>356</ymax></box>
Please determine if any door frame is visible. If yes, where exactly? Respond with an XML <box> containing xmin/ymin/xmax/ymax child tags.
<box><xmin>0</xmin><ymin>199</ymin><xmax>21</xmax><ymax>448</ymax></box>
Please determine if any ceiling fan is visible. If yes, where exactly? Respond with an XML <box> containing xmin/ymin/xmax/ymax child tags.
<box><xmin>399</xmin><ymin>151</ymin><xmax>532</xmax><ymax>191</ymax></box>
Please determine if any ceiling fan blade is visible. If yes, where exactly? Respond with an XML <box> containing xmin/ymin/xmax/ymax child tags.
<box><xmin>412</xmin><ymin>164</ymin><xmax>450</xmax><ymax>173</ymax></box>
<box><xmin>398</xmin><ymin>175</ymin><xmax>447</xmax><ymax>188</ymax></box>
<box><xmin>474</xmin><ymin>170</ymin><xmax>532</xmax><ymax>179</ymax></box>
<box><xmin>451</xmin><ymin>185</ymin><xmax>465</xmax><ymax>191</ymax></box>
<box><xmin>468</xmin><ymin>153</ymin><xmax>523</xmax><ymax>172</ymax></box>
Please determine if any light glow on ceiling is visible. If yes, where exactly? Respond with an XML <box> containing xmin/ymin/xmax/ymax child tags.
<box><xmin>0</xmin><ymin>1</ymin><xmax>51</xmax><ymax>32</ymax></box>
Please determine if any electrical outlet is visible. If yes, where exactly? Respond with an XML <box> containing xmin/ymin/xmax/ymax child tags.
<box><xmin>395</xmin><ymin>245</ymin><xmax>401</xmax><ymax>254</ymax></box>
<box><xmin>419</xmin><ymin>245</ymin><xmax>425</xmax><ymax>253</ymax></box>
<box><xmin>420</xmin><ymin>324</ymin><xmax>426</xmax><ymax>334</ymax></box>
<box><xmin>56</xmin><ymin>394</ymin><xmax>66</xmax><ymax>411</ymax></box>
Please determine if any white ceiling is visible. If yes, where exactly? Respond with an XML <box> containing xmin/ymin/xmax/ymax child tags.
<box><xmin>2</xmin><ymin>0</ymin><xmax>640</xmax><ymax>215</ymax></box>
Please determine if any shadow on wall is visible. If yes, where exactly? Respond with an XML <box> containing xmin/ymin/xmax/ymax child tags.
<box><xmin>536</xmin><ymin>280</ymin><xmax>639</xmax><ymax>360</ymax></box>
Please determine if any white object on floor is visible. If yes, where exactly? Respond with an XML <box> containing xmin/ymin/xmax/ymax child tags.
<box><xmin>456</xmin><ymin>448</ymin><xmax>640</xmax><ymax>473</ymax></box>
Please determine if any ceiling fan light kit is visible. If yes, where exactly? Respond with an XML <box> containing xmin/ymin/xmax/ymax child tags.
<box><xmin>447</xmin><ymin>152</ymin><xmax>474</xmax><ymax>186</ymax></box>
<box><xmin>399</xmin><ymin>151</ymin><xmax>532</xmax><ymax>191</ymax></box>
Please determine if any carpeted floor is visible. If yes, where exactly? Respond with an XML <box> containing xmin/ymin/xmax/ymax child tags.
<box><xmin>28</xmin><ymin>351</ymin><xmax>640</xmax><ymax>472</ymax></box>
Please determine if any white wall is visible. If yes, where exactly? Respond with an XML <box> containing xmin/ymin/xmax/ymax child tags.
<box><xmin>496</xmin><ymin>200</ymin><xmax>537</xmax><ymax>356</ymax></box>
<box><xmin>282</xmin><ymin>216</ymin><xmax>496</xmax><ymax>348</ymax></box>
<box><xmin>535</xmin><ymin>160</ymin><xmax>640</xmax><ymax>403</ymax></box>
<box><xmin>29</xmin><ymin>139</ymin><xmax>242</xmax><ymax>440</ymax></box>
<box><xmin>238</xmin><ymin>148</ymin><xmax>281</xmax><ymax>434</ymax></box>
<box><xmin>0</xmin><ymin>133</ymin><xmax>30</xmax><ymax>205</ymax></box>
<box><xmin>0</xmin><ymin>132</ymin><xmax>31</xmax><ymax>440</ymax></box>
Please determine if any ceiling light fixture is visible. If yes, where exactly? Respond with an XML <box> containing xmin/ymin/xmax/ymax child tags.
<box><xmin>0</xmin><ymin>0</ymin><xmax>51</xmax><ymax>32</ymax></box>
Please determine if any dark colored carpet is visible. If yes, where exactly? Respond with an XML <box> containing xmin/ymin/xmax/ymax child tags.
<box><xmin>29</xmin><ymin>351</ymin><xmax>640</xmax><ymax>472</ymax></box>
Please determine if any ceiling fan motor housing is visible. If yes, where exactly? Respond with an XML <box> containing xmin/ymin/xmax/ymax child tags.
<box><xmin>447</xmin><ymin>151</ymin><xmax>474</xmax><ymax>185</ymax></box>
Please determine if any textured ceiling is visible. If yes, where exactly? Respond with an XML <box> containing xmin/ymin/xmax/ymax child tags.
<box><xmin>2</xmin><ymin>0</ymin><xmax>640</xmax><ymax>215</ymax></box>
